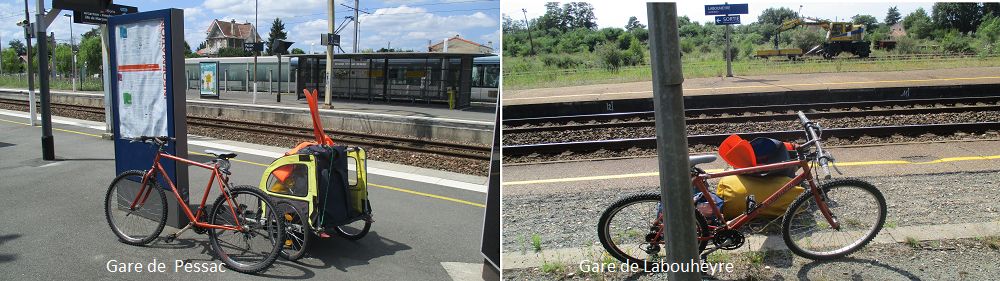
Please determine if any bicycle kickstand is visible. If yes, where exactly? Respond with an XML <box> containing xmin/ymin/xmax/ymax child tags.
<box><xmin>166</xmin><ymin>222</ymin><xmax>195</xmax><ymax>243</ymax></box>
<box><xmin>699</xmin><ymin>239</ymin><xmax>734</xmax><ymax>261</ymax></box>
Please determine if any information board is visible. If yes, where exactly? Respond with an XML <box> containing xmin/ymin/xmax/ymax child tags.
<box><xmin>115</xmin><ymin>19</ymin><xmax>168</xmax><ymax>138</ymax></box>
<box><xmin>200</xmin><ymin>61</ymin><xmax>219</xmax><ymax>97</ymax></box>
<box><xmin>109</xmin><ymin>9</ymin><xmax>189</xmax><ymax>228</ymax></box>
<box><xmin>715</xmin><ymin>15</ymin><xmax>741</xmax><ymax>25</ymax></box>
<box><xmin>704</xmin><ymin>3</ymin><xmax>749</xmax><ymax>15</ymax></box>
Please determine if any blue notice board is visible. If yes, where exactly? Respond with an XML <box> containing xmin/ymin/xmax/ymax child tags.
<box><xmin>705</xmin><ymin>4</ymin><xmax>749</xmax><ymax>15</ymax></box>
<box><xmin>200</xmin><ymin>61</ymin><xmax>219</xmax><ymax>97</ymax></box>
<box><xmin>108</xmin><ymin>9</ymin><xmax>188</xmax><ymax>202</ymax></box>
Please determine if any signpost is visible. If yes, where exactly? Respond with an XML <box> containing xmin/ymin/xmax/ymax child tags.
<box><xmin>108</xmin><ymin>9</ymin><xmax>189</xmax><ymax>228</ymax></box>
<box><xmin>705</xmin><ymin>3</ymin><xmax>748</xmax><ymax>77</ymax></box>
<box><xmin>243</xmin><ymin>42</ymin><xmax>264</xmax><ymax>53</ymax></box>
<box><xmin>321</xmin><ymin>33</ymin><xmax>340</xmax><ymax>46</ymax></box>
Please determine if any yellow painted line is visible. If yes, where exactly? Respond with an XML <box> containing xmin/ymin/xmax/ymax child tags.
<box><xmin>370</xmin><ymin>182</ymin><xmax>485</xmax><ymax>207</ymax></box>
<box><xmin>0</xmin><ymin>118</ymin><xmax>103</xmax><ymax>137</ymax></box>
<box><xmin>1</xmin><ymin>118</ymin><xmax>479</xmax><ymax>207</ymax></box>
<box><xmin>505</xmin><ymin>155</ymin><xmax>1000</xmax><ymax>185</ymax></box>
<box><xmin>503</xmin><ymin>76</ymin><xmax>1000</xmax><ymax>101</ymax></box>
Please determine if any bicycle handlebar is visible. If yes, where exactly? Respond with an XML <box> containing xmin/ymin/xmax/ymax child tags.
<box><xmin>131</xmin><ymin>136</ymin><xmax>176</xmax><ymax>146</ymax></box>
<box><xmin>797</xmin><ymin>111</ymin><xmax>833</xmax><ymax>179</ymax></box>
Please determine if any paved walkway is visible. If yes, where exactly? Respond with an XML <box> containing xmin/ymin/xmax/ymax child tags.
<box><xmin>502</xmin><ymin>67</ymin><xmax>1000</xmax><ymax>106</ymax></box>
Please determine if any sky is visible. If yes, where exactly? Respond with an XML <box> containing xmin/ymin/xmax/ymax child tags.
<box><xmin>502</xmin><ymin>1</ymin><xmax>939</xmax><ymax>32</ymax></box>
<box><xmin>0</xmin><ymin>0</ymin><xmax>500</xmax><ymax>54</ymax></box>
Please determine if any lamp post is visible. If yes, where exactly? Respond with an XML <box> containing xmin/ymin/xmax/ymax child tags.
<box><xmin>17</xmin><ymin>17</ymin><xmax>37</xmax><ymax>126</ymax></box>
<box><xmin>63</xmin><ymin>14</ymin><xmax>77</xmax><ymax>91</ymax></box>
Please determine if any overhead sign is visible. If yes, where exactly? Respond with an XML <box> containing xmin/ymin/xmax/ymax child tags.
<box><xmin>54</xmin><ymin>0</ymin><xmax>112</xmax><ymax>13</ymax></box>
<box><xmin>321</xmin><ymin>33</ymin><xmax>340</xmax><ymax>46</ymax></box>
<box><xmin>74</xmin><ymin>4</ymin><xmax>139</xmax><ymax>25</ymax></box>
<box><xmin>705</xmin><ymin>3</ymin><xmax>749</xmax><ymax>15</ymax></box>
<box><xmin>715</xmin><ymin>15</ymin><xmax>741</xmax><ymax>25</ymax></box>
<box><xmin>243</xmin><ymin>42</ymin><xmax>264</xmax><ymax>52</ymax></box>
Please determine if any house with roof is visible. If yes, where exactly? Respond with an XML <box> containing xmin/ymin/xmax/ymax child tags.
<box><xmin>200</xmin><ymin>19</ymin><xmax>262</xmax><ymax>56</ymax></box>
<box><xmin>428</xmin><ymin>35</ymin><xmax>493</xmax><ymax>53</ymax></box>
<box><xmin>889</xmin><ymin>22</ymin><xmax>907</xmax><ymax>38</ymax></box>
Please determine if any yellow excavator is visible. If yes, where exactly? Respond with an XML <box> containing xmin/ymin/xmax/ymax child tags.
<box><xmin>755</xmin><ymin>17</ymin><xmax>871</xmax><ymax>59</ymax></box>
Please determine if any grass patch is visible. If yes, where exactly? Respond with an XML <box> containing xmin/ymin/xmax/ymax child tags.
<box><xmin>905</xmin><ymin>236</ymin><xmax>923</xmax><ymax>248</ymax></box>
<box><xmin>706</xmin><ymin>251</ymin><xmax>730</xmax><ymax>263</ymax></box>
<box><xmin>540</xmin><ymin>254</ymin><xmax>567</xmax><ymax>275</ymax></box>
<box><xmin>884</xmin><ymin>221</ymin><xmax>897</xmax><ymax>228</ymax></box>
<box><xmin>531</xmin><ymin>234</ymin><xmax>542</xmax><ymax>252</ymax></box>
<box><xmin>974</xmin><ymin>235</ymin><xmax>1000</xmax><ymax>250</ymax></box>
<box><xmin>0</xmin><ymin>75</ymin><xmax>105</xmax><ymax>92</ymax></box>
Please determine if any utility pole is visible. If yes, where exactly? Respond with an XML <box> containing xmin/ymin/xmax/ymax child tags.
<box><xmin>253</xmin><ymin>0</ymin><xmax>258</xmax><ymax>104</ymax></box>
<box><xmin>324</xmin><ymin>0</ymin><xmax>334</xmax><ymax>108</ymax></box>
<box><xmin>36</xmin><ymin>0</ymin><xmax>54</xmax><ymax>160</ymax></box>
<box><xmin>522</xmin><ymin>8</ymin><xmax>535</xmax><ymax>55</ymax></box>
<box><xmin>648</xmin><ymin>3</ymin><xmax>700</xmax><ymax>281</ymax></box>
<box><xmin>353</xmin><ymin>0</ymin><xmax>359</xmax><ymax>52</ymax></box>
<box><xmin>63</xmin><ymin>14</ymin><xmax>76</xmax><ymax>91</ymax></box>
<box><xmin>20</xmin><ymin>1</ymin><xmax>37</xmax><ymax>126</ymax></box>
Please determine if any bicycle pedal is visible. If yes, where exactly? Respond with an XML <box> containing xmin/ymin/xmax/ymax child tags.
<box><xmin>319</xmin><ymin>233</ymin><xmax>331</xmax><ymax>238</ymax></box>
<box><xmin>745</xmin><ymin>195</ymin><xmax>759</xmax><ymax>215</ymax></box>
<box><xmin>166</xmin><ymin>233</ymin><xmax>177</xmax><ymax>243</ymax></box>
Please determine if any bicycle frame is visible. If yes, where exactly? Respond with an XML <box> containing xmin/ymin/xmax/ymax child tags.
<box><xmin>689</xmin><ymin>158</ymin><xmax>840</xmax><ymax>243</ymax></box>
<box><xmin>129</xmin><ymin>149</ymin><xmax>243</xmax><ymax>232</ymax></box>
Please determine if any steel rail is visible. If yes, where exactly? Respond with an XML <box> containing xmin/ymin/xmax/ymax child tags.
<box><xmin>502</xmin><ymin>122</ymin><xmax>1000</xmax><ymax>156</ymax></box>
<box><xmin>0</xmin><ymin>97</ymin><xmax>490</xmax><ymax>161</ymax></box>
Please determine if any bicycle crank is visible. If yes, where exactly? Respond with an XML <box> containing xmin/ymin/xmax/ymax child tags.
<box><xmin>167</xmin><ymin>222</ymin><xmax>196</xmax><ymax>243</ymax></box>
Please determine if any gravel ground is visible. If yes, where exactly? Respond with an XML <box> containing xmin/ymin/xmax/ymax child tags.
<box><xmin>501</xmin><ymin>172</ymin><xmax>1000</xmax><ymax>280</ymax></box>
<box><xmin>0</xmin><ymin>102</ymin><xmax>489</xmax><ymax>176</ymax></box>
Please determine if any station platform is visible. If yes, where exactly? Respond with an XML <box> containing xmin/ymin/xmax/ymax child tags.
<box><xmin>503</xmin><ymin>67</ymin><xmax>1000</xmax><ymax>106</ymax></box>
<box><xmin>0</xmin><ymin>87</ymin><xmax>497</xmax><ymax>145</ymax></box>
<box><xmin>502</xmin><ymin>67</ymin><xmax>1000</xmax><ymax>119</ymax></box>
<box><xmin>0</xmin><ymin>108</ymin><xmax>489</xmax><ymax>279</ymax></box>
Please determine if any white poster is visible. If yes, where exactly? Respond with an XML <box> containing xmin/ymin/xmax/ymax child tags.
<box><xmin>115</xmin><ymin>19</ymin><xmax>167</xmax><ymax>139</ymax></box>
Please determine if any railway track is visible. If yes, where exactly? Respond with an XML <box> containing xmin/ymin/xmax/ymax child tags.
<box><xmin>503</xmin><ymin>122</ymin><xmax>1000</xmax><ymax>156</ymax></box>
<box><xmin>0</xmin><ymin>97</ymin><xmax>491</xmax><ymax>161</ymax></box>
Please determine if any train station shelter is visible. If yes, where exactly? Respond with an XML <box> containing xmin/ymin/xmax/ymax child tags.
<box><xmin>288</xmin><ymin>52</ymin><xmax>493</xmax><ymax>109</ymax></box>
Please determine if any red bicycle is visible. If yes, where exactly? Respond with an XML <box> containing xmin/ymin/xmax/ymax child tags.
<box><xmin>598</xmin><ymin>111</ymin><xmax>887</xmax><ymax>266</ymax></box>
<box><xmin>104</xmin><ymin>136</ymin><xmax>285</xmax><ymax>274</ymax></box>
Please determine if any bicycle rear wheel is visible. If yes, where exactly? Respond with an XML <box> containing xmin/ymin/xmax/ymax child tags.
<box><xmin>597</xmin><ymin>193</ymin><xmax>708</xmax><ymax>268</ymax></box>
<box><xmin>782</xmin><ymin>178</ymin><xmax>887</xmax><ymax>260</ymax></box>
<box><xmin>208</xmin><ymin>186</ymin><xmax>284</xmax><ymax>273</ymax></box>
<box><xmin>334</xmin><ymin>219</ymin><xmax>371</xmax><ymax>240</ymax></box>
<box><xmin>105</xmin><ymin>170</ymin><xmax>167</xmax><ymax>246</ymax></box>
<box><xmin>275</xmin><ymin>201</ymin><xmax>309</xmax><ymax>261</ymax></box>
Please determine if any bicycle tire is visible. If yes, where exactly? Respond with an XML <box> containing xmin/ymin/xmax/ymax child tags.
<box><xmin>334</xmin><ymin>219</ymin><xmax>371</xmax><ymax>240</ymax></box>
<box><xmin>208</xmin><ymin>186</ymin><xmax>284</xmax><ymax>273</ymax></box>
<box><xmin>782</xmin><ymin>178</ymin><xmax>887</xmax><ymax>260</ymax></box>
<box><xmin>276</xmin><ymin>201</ymin><xmax>310</xmax><ymax>261</ymax></box>
<box><xmin>598</xmin><ymin>193</ymin><xmax>708</xmax><ymax>268</ymax></box>
<box><xmin>105</xmin><ymin>170</ymin><xmax>168</xmax><ymax>246</ymax></box>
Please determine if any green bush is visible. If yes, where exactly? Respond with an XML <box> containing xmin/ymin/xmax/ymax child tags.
<box><xmin>895</xmin><ymin>35</ymin><xmax>920</xmax><ymax>54</ymax></box>
<box><xmin>942</xmin><ymin>34</ymin><xmax>975</xmax><ymax>53</ymax></box>
<box><xmin>596</xmin><ymin>42</ymin><xmax>623</xmax><ymax>71</ymax></box>
<box><xmin>721</xmin><ymin>44</ymin><xmax>740</xmax><ymax>61</ymax></box>
<box><xmin>679</xmin><ymin>39</ymin><xmax>695</xmax><ymax>53</ymax></box>
<box><xmin>540</xmin><ymin>55</ymin><xmax>583</xmax><ymax>69</ymax></box>
<box><xmin>618</xmin><ymin>32</ymin><xmax>634</xmax><ymax>50</ymax></box>
<box><xmin>741</xmin><ymin>40</ymin><xmax>756</xmax><ymax>59</ymax></box>
<box><xmin>791</xmin><ymin>29</ymin><xmax>825</xmax><ymax>53</ymax></box>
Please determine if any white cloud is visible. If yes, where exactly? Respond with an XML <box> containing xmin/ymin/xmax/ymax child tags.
<box><xmin>480</xmin><ymin>28</ymin><xmax>500</xmax><ymax>46</ymax></box>
<box><xmin>184</xmin><ymin>7</ymin><xmax>205</xmax><ymax>21</ymax></box>
<box><xmin>379</xmin><ymin>0</ymin><xmax>432</xmax><ymax>5</ymax></box>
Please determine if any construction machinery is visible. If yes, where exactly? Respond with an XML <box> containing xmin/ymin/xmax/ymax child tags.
<box><xmin>755</xmin><ymin>17</ymin><xmax>871</xmax><ymax>59</ymax></box>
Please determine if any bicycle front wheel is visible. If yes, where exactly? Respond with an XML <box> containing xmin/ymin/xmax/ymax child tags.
<box><xmin>597</xmin><ymin>193</ymin><xmax>708</xmax><ymax>268</ymax></box>
<box><xmin>105</xmin><ymin>170</ymin><xmax>167</xmax><ymax>246</ymax></box>
<box><xmin>782</xmin><ymin>178</ymin><xmax>887</xmax><ymax>260</ymax></box>
<box><xmin>208</xmin><ymin>186</ymin><xmax>284</xmax><ymax>273</ymax></box>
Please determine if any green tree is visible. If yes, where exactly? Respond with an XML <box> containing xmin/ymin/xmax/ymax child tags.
<box><xmin>625</xmin><ymin>16</ymin><xmax>645</xmax><ymax>32</ymax></box>
<box><xmin>266</xmin><ymin>18</ymin><xmax>288</xmax><ymax>55</ymax></box>
<box><xmin>978</xmin><ymin>14</ymin><xmax>1000</xmax><ymax>43</ymax></box>
<box><xmin>9</xmin><ymin>39</ymin><xmax>27</xmax><ymax>56</ymax></box>
<box><xmin>184</xmin><ymin>41</ymin><xmax>192</xmax><ymax>55</ymax></box>
<box><xmin>931</xmin><ymin>2</ymin><xmax>981</xmax><ymax>33</ymax></box>
<box><xmin>53</xmin><ymin>44</ymin><xmax>73</xmax><ymax>75</ymax></box>
<box><xmin>502</xmin><ymin>14</ymin><xmax>524</xmax><ymax>34</ymax></box>
<box><xmin>903</xmin><ymin>8</ymin><xmax>934</xmax><ymax>39</ymax></box>
<box><xmin>536</xmin><ymin>3</ymin><xmax>565</xmax><ymax>31</ymax></box>
<box><xmin>563</xmin><ymin>2</ymin><xmax>598</xmax><ymax>30</ymax></box>
<box><xmin>851</xmin><ymin>14</ymin><xmax>878</xmax><ymax>33</ymax></box>
<box><xmin>885</xmin><ymin>6</ymin><xmax>902</xmax><ymax>26</ymax></box>
<box><xmin>2</xmin><ymin>48</ymin><xmax>23</xmax><ymax>73</ymax></box>
<box><xmin>78</xmin><ymin>36</ymin><xmax>101</xmax><ymax>75</ymax></box>
<box><xmin>82</xmin><ymin>27</ymin><xmax>100</xmax><ymax>40</ymax></box>
<box><xmin>290</xmin><ymin>48</ymin><xmax>305</xmax><ymax>54</ymax></box>
<box><xmin>757</xmin><ymin>7</ymin><xmax>798</xmax><ymax>26</ymax></box>
<box><xmin>217</xmin><ymin>47</ymin><xmax>250</xmax><ymax>57</ymax></box>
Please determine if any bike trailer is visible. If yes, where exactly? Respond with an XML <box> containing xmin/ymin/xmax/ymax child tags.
<box><xmin>259</xmin><ymin>144</ymin><xmax>372</xmax><ymax>231</ymax></box>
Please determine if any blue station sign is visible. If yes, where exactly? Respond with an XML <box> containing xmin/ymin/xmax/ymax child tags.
<box><xmin>705</xmin><ymin>3</ymin><xmax>749</xmax><ymax>15</ymax></box>
<box><xmin>715</xmin><ymin>15</ymin><xmax>741</xmax><ymax>25</ymax></box>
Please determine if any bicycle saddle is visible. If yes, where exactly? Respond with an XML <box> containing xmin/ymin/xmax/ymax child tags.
<box><xmin>205</xmin><ymin>150</ymin><xmax>237</xmax><ymax>159</ymax></box>
<box><xmin>689</xmin><ymin>154</ymin><xmax>717</xmax><ymax>167</ymax></box>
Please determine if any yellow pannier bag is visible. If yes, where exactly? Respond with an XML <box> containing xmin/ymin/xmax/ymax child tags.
<box><xmin>716</xmin><ymin>175</ymin><xmax>805</xmax><ymax>220</ymax></box>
